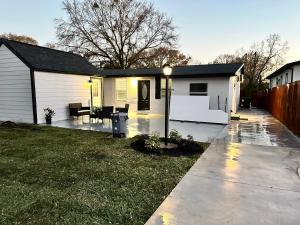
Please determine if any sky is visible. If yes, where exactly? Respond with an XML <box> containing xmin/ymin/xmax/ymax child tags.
<box><xmin>0</xmin><ymin>0</ymin><xmax>299</xmax><ymax>64</ymax></box>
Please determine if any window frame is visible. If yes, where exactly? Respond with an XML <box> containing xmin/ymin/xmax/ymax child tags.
<box><xmin>115</xmin><ymin>78</ymin><xmax>128</xmax><ymax>102</ymax></box>
<box><xmin>189</xmin><ymin>83</ymin><xmax>208</xmax><ymax>96</ymax></box>
<box><xmin>285</xmin><ymin>73</ymin><xmax>289</xmax><ymax>84</ymax></box>
<box><xmin>92</xmin><ymin>79</ymin><xmax>99</xmax><ymax>97</ymax></box>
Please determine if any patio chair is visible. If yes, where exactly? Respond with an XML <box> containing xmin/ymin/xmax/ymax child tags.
<box><xmin>116</xmin><ymin>104</ymin><xmax>129</xmax><ymax>113</ymax></box>
<box><xmin>69</xmin><ymin>103</ymin><xmax>90</xmax><ymax>118</ymax></box>
<box><xmin>99</xmin><ymin>106</ymin><xmax>114</xmax><ymax>123</ymax></box>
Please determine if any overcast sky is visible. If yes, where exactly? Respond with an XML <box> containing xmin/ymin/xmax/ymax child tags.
<box><xmin>1</xmin><ymin>0</ymin><xmax>299</xmax><ymax>64</ymax></box>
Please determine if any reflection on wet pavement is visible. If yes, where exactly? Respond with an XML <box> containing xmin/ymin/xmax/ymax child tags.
<box><xmin>225</xmin><ymin>109</ymin><xmax>300</xmax><ymax>148</ymax></box>
<box><xmin>145</xmin><ymin>109</ymin><xmax>300</xmax><ymax>225</ymax></box>
<box><xmin>49</xmin><ymin>115</ymin><xmax>225</xmax><ymax>142</ymax></box>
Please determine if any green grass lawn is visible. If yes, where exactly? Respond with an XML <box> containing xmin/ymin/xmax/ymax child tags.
<box><xmin>0</xmin><ymin>125</ymin><xmax>207</xmax><ymax>225</ymax></box>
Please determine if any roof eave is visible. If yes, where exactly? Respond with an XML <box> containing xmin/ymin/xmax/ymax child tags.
<box><xmin>102</xmin><ymin>73</ymin><xmax>236</xmax><ymax>78</ymax></box>
<box><xmin>34</xmin><ymin>68</ymin><xmax>102</xmax><ymax>77</ymax></box>
<box><xmin>266</xmin><ymin>61</ymin><xmax>300</xmax><ymax>79</ymax></box>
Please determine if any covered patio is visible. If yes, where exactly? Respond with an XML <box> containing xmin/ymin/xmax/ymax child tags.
<box><xmin>48</xmin><ymin>114</ymin><xmax>225</xmax><ymax>142</ymax></box>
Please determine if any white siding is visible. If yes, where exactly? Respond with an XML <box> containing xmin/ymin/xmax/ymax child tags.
<box><xmin>34</xmin><ymin>71</ymin><xmax>91</xmax><ymax>124</ymax></box>
<box><xmin>172</xmin><ymin>77</ymin><xmax>231</xmax><ymax>112</ymax></box>
<box><xmin>269</xmin><ymin>68</ymin><xmax>294</xmax><ymax>88</ymax></box>
<box><xmin>103</xmin><ymin>77</ymin><xmax>165</xmax><ymax>115</ymax></box>
<box><xmin>0</xmin><ymin>45</ymin><xmax>33</xmax><ymax>123</ymax></box>
<box><xmin>293</xmin><ymin>65</ymin><xmax>300</xmax><ymax>82</ymax></box>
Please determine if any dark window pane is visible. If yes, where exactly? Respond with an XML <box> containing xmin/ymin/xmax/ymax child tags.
<box><xmin>190</xmin><ymin>83</ymin><xmax>207</xmax><ymax>92</ymax></box>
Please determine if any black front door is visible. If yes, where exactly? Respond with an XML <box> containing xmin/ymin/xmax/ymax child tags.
<box><xmin>138</xmin><ymin>80</ymin><xmax>150</xmax><ymax>111</ymax></box>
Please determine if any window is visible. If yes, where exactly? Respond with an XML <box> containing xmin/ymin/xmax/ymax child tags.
<box><xmin>189</xmin><ymin>83</ymin><xmax>208</xmax><ymax>96</ymax></box>
<box><xmin>92</xmin><ymin>80</ymin><xmax>99</xmax><ymax>97</ymax></box>
<box><xmin>285</xmin><ymin>73</ymin><xmax>289</xmax><ymax>84</ymax></box>
<box><xmin>270</xmin><ymin>79</ymin><xmax>273</xmax><ymax>88</ymax></box>
<box><xmin>115</xmin><ymin>78</ymin><xmax>127</xmax><ymax>101</ymax></box>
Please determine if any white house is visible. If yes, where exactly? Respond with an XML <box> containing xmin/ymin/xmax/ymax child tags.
<box><xmin>0</xmin><ymin>38</ymin><xmax>99</xmax><ymax>124</ymax></box>
<box><xmin>0</xmin><ymin>39</ymin><xmax>243</xmax><ymax>125</ymax></box>
<box><xmin>267</xmin><ymin>60</ymin><xmax>300</xmax><ymax>88</ymax></box>
<box><xmin>100</xmin><ymin>63</ymin><xmax>243</xmax><ymax>124</ymax></box>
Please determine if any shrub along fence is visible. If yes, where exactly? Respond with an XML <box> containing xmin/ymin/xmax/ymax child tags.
<box><xmin>264</xmin><ymin>80</ymin><xmax>300</xmax><ymax>137</ymax></box>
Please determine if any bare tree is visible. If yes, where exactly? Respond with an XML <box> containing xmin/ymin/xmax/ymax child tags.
<box><xmin>243</xmin><ymin>34</ymin><xmax>288</xmax><ymax>86</ymax></box>
<box><xmin>134</xmin><ymin>47</ymin><xmax>191</xmax><ymax>68</ymax></box>
<box><xmin>188</xmin><ymin>58</ymin><xmax>202</xmax><ymax>65</ymax></box>
<box><xmin>45</xmin><ymin>42</ymin><xmax>57</xmax><ymax>49</ymax></box>
<box><xmin>0</xmin><ymin>33</ymin><xmax>38</xmax><ymax>45</ymax></box>
<box><xmin>212</xmin><ymin>34</ymin><xmax>288</xmax><ymax>94</ymax></box>
<box><xmin>213</xmin><ymin>54</ymin><xmax>242</xmax><ymax>64</ymax></box>
<box><xmin>55</xmin><ymin>0</ymin><xmax>178</xmax><ymax>69</ymax></box>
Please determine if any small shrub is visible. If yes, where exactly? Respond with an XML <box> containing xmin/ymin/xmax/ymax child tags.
<box><xmin>186</xmin><ymin>134</ymin><xmax>194</xmax><ymax>142</ymax></box>
<box><xmin>178</xmin><ymin>135</ymin><xmax>203</xmax><ymax>153</ymax></box>
<box><xmin>169</xmin><ymin>129</ymin><xmax>182</xmax><ymax>143</ymax></box>
<box><xmin>145</xmin><ymin>132</ymin><xmax>161</xmax><ymax>151</ymax></box>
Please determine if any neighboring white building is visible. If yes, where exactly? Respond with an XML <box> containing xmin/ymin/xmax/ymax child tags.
<box><xmin>0</xmin><ymin>38</ymin><xmax>99</xmax><ymax>124</ymax></box>
<box><xmin>100</xmin><ymin>63</ymin><xmax>243</xmax><ymax>124</ymax></box>
<box><xmin>267</xmin><ymin>60</ymin><xmax>300</xmax><ymax>88</ymax></box>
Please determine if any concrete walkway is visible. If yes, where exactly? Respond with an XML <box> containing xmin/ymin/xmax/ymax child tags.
<box><xmin>145</xmin><ymin>109</ymin><xmax>300</xmax><ymax>225</ymax></box>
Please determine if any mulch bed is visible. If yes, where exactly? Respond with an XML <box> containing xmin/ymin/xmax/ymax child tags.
<box><xmin>131</xmin><ymin>135</ymin><xmax>208</xmax><ymax>157</ymax></box>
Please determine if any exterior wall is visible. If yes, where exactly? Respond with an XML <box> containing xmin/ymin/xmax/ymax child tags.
<box><xmin>293</xmin><ymin>65</ymin><xmax>300</xmax><ymax>82</ymax></box>
<box><xmin>0</xmin><ymin>45</ymin><xmax>33</xmax><ymax>123</ymax></box>
<box><xmin>103</xmin><ymin>77</ymin><xmax>165</xmax><ymax>115</ymax></box>
<box><xmin>34</xmin><ymin>71</ymin><xmax>91</xmax><ymax>124</ymax></box>
<box><xmin>269</xmin><ymin>67</ymin><xmax>294</xmax><ymax>88</ymax></box>
<box><xmin>170</xmin><ymin>95</ymin><xmax>229</xmax><ymax>124</ymax></box>
<box><xmin>172</xmin><ymin>77</ymin><xmax>231</xmax><ymax>112</ymax></box>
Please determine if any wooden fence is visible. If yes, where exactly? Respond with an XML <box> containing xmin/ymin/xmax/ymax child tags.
<box><xmin>264</xmin><ymin>81</ymin><xmax>300</xmax><ymax>137</ymax></box>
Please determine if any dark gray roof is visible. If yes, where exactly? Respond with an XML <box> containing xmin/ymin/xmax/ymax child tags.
<box><xmin>100</xmin><ymin>63</ymin><xmax>243</xmax><ymax>78</ymax></box>
<box><xmin>266</xmin><ymin>60</ymin><xmax>300</xmax><ymax>79</ymax></box>
<box><xmin>0</xmin><ymin>39</ymin><xmax>100</xmax><ymax>76</ymax></box>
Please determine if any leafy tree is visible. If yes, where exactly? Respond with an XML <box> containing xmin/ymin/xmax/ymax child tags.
<box><xmin>55</xmin><ymin>0</ymin><xmax>178</xmax><ymax>69</ymax></box>
<box><xmin>0</xmin><ymin>33</ymin><xmax>38</xmax><ymax>45</ymax></box>
<box><xmin>134</xmin><ymin>47</ymin><xmax>191</xmax><ymax>68</ymax></box>
<box><xmin>212</xmin><ymin>34</ymin><xmax>288</xmax><ymax>96</ymax></box>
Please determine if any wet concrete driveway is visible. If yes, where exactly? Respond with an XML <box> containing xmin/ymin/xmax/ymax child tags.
<box><xmin>145</xmin><ymin>109</ymin><xmax>300</xmax><ymax>225</ymax></box>
<box><xmin>225</xmin><ymin>109</ymin><xmax>300</xmax><ymax>148</ymax></box>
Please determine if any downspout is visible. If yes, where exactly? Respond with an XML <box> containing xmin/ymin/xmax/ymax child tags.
<box><xmin>291</xmin><ymin>67</ymin><xmax>294</xmax><ymax>83</ymax></box>
<box><xmin>30</xmin><ymin>69</ymin><xmax>38</xmax><ymax>124</ymax></box>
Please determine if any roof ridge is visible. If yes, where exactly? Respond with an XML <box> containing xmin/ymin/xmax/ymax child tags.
<box><xmin>99</xmin><ymin>62</ymin><xmax>243</xmax><ymax>71</ymax></box>
<box><xmin>1</xmin><ymin>38</ymin><xmax>83</xmax><ymax>58</ymax></box>
<box><xmin>174</xmin><ymin>62</ymin><xmax>242</xmax><ymax>68</ymax></box>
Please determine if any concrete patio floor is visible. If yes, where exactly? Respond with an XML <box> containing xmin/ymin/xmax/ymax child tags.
<box><xmin>49</xmin><ymin>115</ymin><xmax>225</xmax><ymax>142</ymax></box>
<box><xmin>145</xmin><ymin>109</ymin><xmax>300</xmax><ymax>225</ymax></box>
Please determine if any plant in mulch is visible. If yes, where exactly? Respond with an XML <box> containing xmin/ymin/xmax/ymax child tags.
<box><xmin>169</xmin><ymin>129</ymin><xmax>182</xmax><ymax>143</ymax></box>
<box><xmin>145</xmin><ymin>132</ymin><xmax>161</xmax><ymax>151</ymax></box>
<box><xmin>178</xmin><ymin>134</ymin><xmax>200</xmax><ymax>153</ymax></box>
<box><xmin>131</xmin><ymin>132</ymin><xmax>207</xmax><ymax>156</ymax></box>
